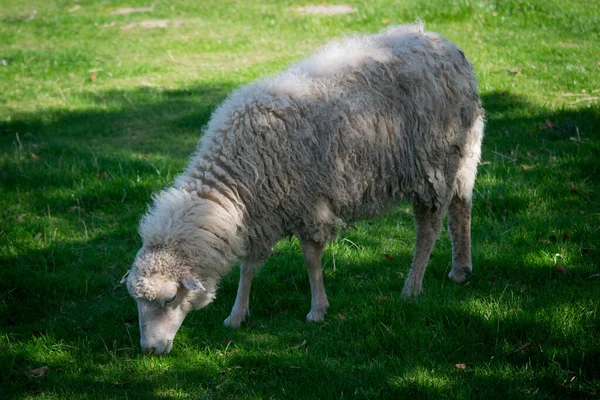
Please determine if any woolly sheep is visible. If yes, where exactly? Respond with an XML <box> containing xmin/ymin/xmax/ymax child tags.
<box><xmin>123</xmin><ymin>22</ymin><xmax>485</xmax><ymax>355</ymax></box>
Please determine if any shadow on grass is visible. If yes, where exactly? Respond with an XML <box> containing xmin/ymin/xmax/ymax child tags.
<box><xmin>1</xmin><ymin>88</ymin><xmax>599</xmax><ymax>398</ymax></box>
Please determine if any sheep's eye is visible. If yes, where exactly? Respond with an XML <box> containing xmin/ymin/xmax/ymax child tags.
<box><xmin>164</xmin><ymin>295</ymin><xmax>176</xmax><ymax>306</ymax></box>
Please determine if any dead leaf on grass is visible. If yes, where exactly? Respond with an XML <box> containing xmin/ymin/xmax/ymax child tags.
<box><xmin>570</xmin><ymin>183</ymin><xmax>578</xmax><ymax>193</ymax></box>
<box><xmin>383</xmin><ymin>253</ymin><xmax>394</xmax><ymax>261</ymax></box>
<box><xmin>337</xmin><ymin>313</ymin><xmax>347</xmax><ymax>321</ymax></box>
<box><xmin>29</xmin><ymin>366</ymin><xmax>48</xmax><ymax>377</ymax></box>
<box><xmin>556</xmin><ymin>264</ymin><xmax>570</xmax><ymax>275</ymax></box>
<box><xmin>454</xmin><ymin>363</ymin><xmax>467</xmax><ymax>369</ymax></box>
<box><xmin>520</xmin><ymin>285</ymin><xmax>526</xmax><ymax>294</ymax></box>
<box><xmin>507</xmin><ymin>343</ymin><xmax>538</xmax><ymax>356</ymax></box>
<box><xmin>506</xmin><ymin>67</ymin><xmax>521</xmax><ymax>75</ymax></box>
<box><xmin>376</xmin><ymin>295</ymin><xmax>390</xmax><ymax>302</ymax></box>
<box><xmin>17</xmin><ymin>214</ymin><xmax>25</xmax><ymax>222</ymax></box>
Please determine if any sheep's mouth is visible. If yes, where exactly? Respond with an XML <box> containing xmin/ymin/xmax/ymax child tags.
<box><xmin>164</xmin><ymin>340</ymin><xmax>173</xmax><ymax>354</ymax></box>
<box><xmin>145</xmin><ymin>340</ymin><xmax>174</xmax><ymax>356</ymax></box>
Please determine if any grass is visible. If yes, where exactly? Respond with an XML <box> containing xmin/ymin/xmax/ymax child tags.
<box><xmin>1</xmin><ymin>0</ymin><xmax>599</xmax><ymax>398</ymax></box>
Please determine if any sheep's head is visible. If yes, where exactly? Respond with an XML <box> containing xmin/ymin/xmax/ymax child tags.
<box><xmin>123</xmin><ymin>248</ymin><xmax>216</xmax><ymax>355</ymax></box>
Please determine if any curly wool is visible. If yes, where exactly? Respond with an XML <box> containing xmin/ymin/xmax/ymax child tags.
<box><xmin>139</xmin><ymin>22</ymin><xmax>482</xmax><ymax>281</ymax></box>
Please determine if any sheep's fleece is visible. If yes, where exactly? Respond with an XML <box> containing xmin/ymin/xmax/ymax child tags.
<box><xmin>124</xmin><ymin>22</ymin><xmax>485</xmax><ymax>355</ymax></box>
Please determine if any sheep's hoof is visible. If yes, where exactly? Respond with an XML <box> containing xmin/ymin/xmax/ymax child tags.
<box><xmin>223</xmin><ymin>312</ymin><xmax>247</xmax><ymax>328</ymax></box>
<box><xmin>448</xmin><ymin>265</ymin><xmax>472</xmax><ymax>283</ymax></box>
<box><xmin>401</xmin><ymin>281</ymin><xmax>422</xmax><ymax>299</ymax></box>
<box><xmin>306</xmin><ymin>309</ymin><xmax>327</xmax><ymax>322</ymax></box>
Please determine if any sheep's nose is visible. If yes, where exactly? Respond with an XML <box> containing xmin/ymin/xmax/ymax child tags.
<box><xmin>141</xmin><ymin>342</ymin><xmax>156</xmax><ymax>354</ymax></box>
<box><xmin>140</xmin><ymin>339</ymin><xmax>173</xmax><ymax>355</ymax></box>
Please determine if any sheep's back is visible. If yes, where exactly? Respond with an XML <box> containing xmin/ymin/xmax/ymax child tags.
<box><xmin>186</xmin><ymin>25</ymin><xmax>480</xmax><ymax>254</ymax></box>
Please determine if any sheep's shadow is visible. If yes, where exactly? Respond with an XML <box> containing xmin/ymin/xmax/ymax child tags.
<box><xmin>1</xmin><ymin>87</ymin><xmax>599</xmax><ymax>398</ymax></box>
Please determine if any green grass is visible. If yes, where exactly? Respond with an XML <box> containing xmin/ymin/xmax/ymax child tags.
<box><xmin>1</xmin><ymin>0</ymin><xmax>599</xmax><ymax>398</ymax></box>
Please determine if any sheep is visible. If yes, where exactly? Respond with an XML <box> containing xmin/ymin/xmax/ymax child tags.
<box><xmin>122</xmin><ymin>22</ymin><xmax>485</xmax><ymax>355</ymax></box>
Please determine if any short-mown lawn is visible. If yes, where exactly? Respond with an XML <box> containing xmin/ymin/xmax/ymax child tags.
<box><xmin>1</xmin><ymin>0</ymin><xmax>599</xmax><ymax>398</ymax></box>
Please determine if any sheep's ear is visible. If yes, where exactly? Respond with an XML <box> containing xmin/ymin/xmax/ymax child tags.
<box><xmin>120</xmin><ymin>269</ymin><xmax>131</xmax><ymax>285</ymax></box>
<box><xmin>181</xmin><ymin>274</ymin><xmax>206</xmax><ymax>291</ymax></box>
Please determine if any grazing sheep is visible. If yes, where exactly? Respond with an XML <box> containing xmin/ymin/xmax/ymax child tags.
<box><xmin>123</xmin><ymin>22</ymin><xmax>485</xmax><ymax>355</ymax></box>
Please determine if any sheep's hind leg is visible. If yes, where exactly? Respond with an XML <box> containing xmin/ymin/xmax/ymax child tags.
<box><xmin>447</xmin><ymin>194</ymin><xmax>473</xmax><ymax>282</ymax></box>
<box><xmin>402</xmin><ymin>202</ymin><xmax>444</xmax><ymax>298</ymax></box>
<box><xmin>224</xmin><ymin>260</ymin><xmax>259</xmax><ymax>328</ymax></box>
<box><xmin>300</xmin><ymin>239</ymin><xmax>329</xmax><ymax>322</ymax></box>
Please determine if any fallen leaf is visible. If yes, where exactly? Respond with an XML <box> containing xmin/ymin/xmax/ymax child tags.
<box><xmin>337</xmin><ymin>313</ymin><xmax>347</xmax><ymax>321</ymax></box>
<box><xmin>383</xmin><ymin>253</ymin><xmax>394</xmax><ymax>261</ymax></box>
<box><xmin>520</xmin><ymin>285</ymin><xmax>526</xmax><ymax>294</ymax></box>
<box><xmin>570</xmin><ymin>183</ymin><xmax>578</xmax><ymax>193</ymax></box>
<box><xmin>520</xmin><ymin>164</ymin><xmax>535</xmax><ymax>170</ymax></box>
<box><xmin>508</xmin><ymin>343</ymin><xmax>537</xmax><ymax>356</ymax></box>
<box><xmin>509</xmin><ymin>308</ymin><xmax>516</xmax><ymax>312</ymax></box>
<box><xmin>555</xmin><ymin>264</ymin><xmax>570</xmax><ymax>275</ymax></box>
<box><xmin>506</xmin><ymin>67</ymin><xmax>521</xmax><ymax>75</ymax></box>
<box><xmin>17</xmin><ymin>214</ymin><xmax>25</xmax><ymax>222</ymax></box>
<box><xmin>546</xmin><ymin>119</ymin><xmax>554</xmax><ymax>129</ymax></box>
<box><xmin>29</xmin><ymin>366</ymin><xmax>48</xmax><ymax>377</ymax></box>
<box><xmin>382</xmin><ymin>17</ymin><xmax>390</xmax><ymax>24</ymax></box>
<box><xmin>90</xmin><ymin>73</ymin><xmax>97</xmax><ymax>81</ymax></box>
<box><xmin>68</xmin><ymin>5</ymin><xmax>81</xmax><ymax>12</ymax></box>
<box><xmin>526</xmin><ymin>151</ymin><xmax>532</xmax><ymax>157</ymax></box>
<box><xmin>376</xmin><ymin>295</ymin><xmax>390</xmax><ymax>302</ymax></box>
<box><xmin>30</xmin><ymin>153</ymin><xmax>39</xmax><ymax>160</ymax></box>
<box><xmin>68</xmin><ymin>206</ymin><xmax>86</xmax><ymax>216</ymax></box>
<box><xmin>549</xmin><ymin>156</ymin><xmax>557</xmax><ymax>163</ymax></box>
<box><xmin>288</xmin><ymin>340</ymin><xmax>307</xmax><ymax>352</ymax></box>
<box><xmin>455</xmin><ymin>363</ymin><xmax>467</xmax><ymax>369</ymax></box>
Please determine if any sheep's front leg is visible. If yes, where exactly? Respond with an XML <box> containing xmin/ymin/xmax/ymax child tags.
<box><xmin>224</xmin><ymin>261</ymin><xmax>258</xmax><ymax>328</ymax></box>
<box><xmin>447</xmin><ymin>194</ymin><xmax>473</xmax><ymax>282</ymax></box>
<box><xmin>402</xmin><ymin>202</ymin><xmax>444</xmax><ymax>298</ymax></box>
<box><xmin>300</xmin><ymin>239</ymin><xmax>329</xmax><ymax>322</ymax></box>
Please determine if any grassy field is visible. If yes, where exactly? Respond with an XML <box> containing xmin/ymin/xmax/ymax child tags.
<box><xmin>1</xmin><ymin>0</ymin><xmax>599</xmax><ymax>398</ymax></box>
